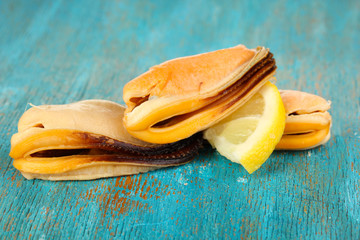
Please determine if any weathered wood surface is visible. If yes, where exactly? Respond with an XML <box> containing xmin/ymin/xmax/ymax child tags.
<box><xmin>0</xmin><ymin>0</ymin><xmax>359</xmax><ymax>239</ymax></box>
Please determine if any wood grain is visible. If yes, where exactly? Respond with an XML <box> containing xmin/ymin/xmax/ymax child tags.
<box><xmin>0</xmin><ymin>0</ymin><xmax>359</xmax><ymax>239</ymax></box>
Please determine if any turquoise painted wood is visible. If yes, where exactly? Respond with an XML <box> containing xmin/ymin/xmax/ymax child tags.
<box><xmin>0</xmin><ymin>0</ymin><xmax>359</xmax><ymax>239</ymax></box>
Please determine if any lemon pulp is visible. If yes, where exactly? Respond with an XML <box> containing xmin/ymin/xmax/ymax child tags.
<box><xmin>204</xmin><ymin>82</ymin><xmax>285</xmax><ymax>173</ymax></box>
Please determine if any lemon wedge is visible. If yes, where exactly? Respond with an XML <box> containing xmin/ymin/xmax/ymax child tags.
<box><xmin>204</xmin><ymin>82</ymin><xmax>286</xmax><ymax>173</ymax></box>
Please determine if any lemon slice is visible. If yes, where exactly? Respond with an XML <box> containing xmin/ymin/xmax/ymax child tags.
<box><xmin>204</xmin><ymin>82</ymin><xmax>285</xmax><ymax>173</ymax></box>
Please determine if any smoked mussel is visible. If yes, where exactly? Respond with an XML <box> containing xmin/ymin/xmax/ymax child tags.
<box><xmin>123</xmin><ymin>45</ymin><xmax>276</xmax><ymax>144</ymax></box>
<box><xmin>276</xmin><ymin>90</ymin><xmax>331</xmax><ymax>150</ymax></box>
<box><xmin>10</xmin><ymin>100</ymin><xmax>203</xmax><ymax>180</ymax></box>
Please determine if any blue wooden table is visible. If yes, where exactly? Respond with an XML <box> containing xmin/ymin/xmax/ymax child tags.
<box><xmin>1</xmin><ymin>0</ymin><xmax>359</xmax><ymax>239</ymax></box>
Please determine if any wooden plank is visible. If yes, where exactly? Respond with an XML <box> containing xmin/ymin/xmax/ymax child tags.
<box><xmin>0</xmin><ymin>0</ymin><xmax>359</xmax><ymax>239</ymax></box>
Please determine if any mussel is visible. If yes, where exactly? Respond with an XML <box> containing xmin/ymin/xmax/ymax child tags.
<box><xmin>10</xmin><ymin>100</ymin><xmax>203</xmax><ymax>180</ymax></box>
<box><xmin>276</xmin><ymin>90</ymin><xmax>331</xmax><ymax>150</ymax></box>
<box><xmin>123</xmin><ymin>45</ymin><xmax>276</xmax><ymax>144</ymax></box>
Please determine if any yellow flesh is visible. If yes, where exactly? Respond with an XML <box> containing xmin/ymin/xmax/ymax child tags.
<box><xmin>13</xmin><ymin>156</ymin><xmax>171</xmax><ymax>175</ymax></box>
<box><xmin>10</xmin><ymin>129</ymin><xmax>91</xmax><ymax>159</ymax></box>
<box><xmin>284</xmin><ymin>121</ymin><xmax>328</xmax><ymax>134</ymax></box>
<box><xmin>276</xmin><ymin>111</ymin><xmax>331</xmax><ymax>150</ymax></box>
<box><xmin>276</xmin><ymin>125</ymin><xmax>330</xmax><ymax>150</ymax></box>
<box><xmin>14</xmin><ymin>156</ymin><xmax>103</xmax><ymax>174</ymax></box>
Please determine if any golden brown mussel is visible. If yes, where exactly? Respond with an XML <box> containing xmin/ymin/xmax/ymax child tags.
<box><xmin>123</xmin><ymin>45</ymin><xmax>276</xmax><ymax>144</ymax></box>
<box><xmin>276</xmin><ymin>90</ymin><xmax>331</xmax><ymax>150</ymax></box>
<box><xmin>9</xmin><ymin>100</ymin><xmax>203</xmax><ymax>180</ymax></box>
